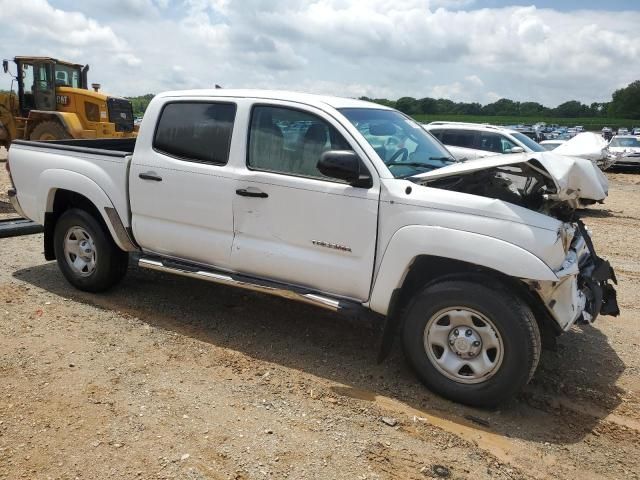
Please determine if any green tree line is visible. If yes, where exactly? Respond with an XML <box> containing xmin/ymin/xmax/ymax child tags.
<box><xmin>360</xmin><ymin>80</ymin><xmax>640</xmax><ymax>119</ymax></box>
<box><xmin>126</xmin><ymin>93</ymin><xmax>154</xmax><ymax>117</ymax></box>
<box><xmin>7</xmin><ymin>78</ymin><xmax>640</xmax><ymax>120</ymax></box>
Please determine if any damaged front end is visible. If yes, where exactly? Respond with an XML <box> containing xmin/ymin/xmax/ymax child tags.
<box><xmin>411</xmin><ymin>154</ymin><xmax>619</xmax><ymax>330</ymax></box>
<box><xmin>412</xmin><ymin>152</ymin><xmax>608</xmax><ymax>214</ymax></box>
<box><xmin>529</xmin><ymin>220</ymin><xmax>619</xmax><ymax>330</ymax></box>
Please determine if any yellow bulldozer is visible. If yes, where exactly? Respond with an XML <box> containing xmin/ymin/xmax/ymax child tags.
<box><xmin>0</xmin><ymin>56</ymin><xmax>136</xmax><ymax>149</ymax></box>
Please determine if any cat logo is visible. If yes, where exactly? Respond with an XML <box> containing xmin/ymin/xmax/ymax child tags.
<box><xmin>56</xmin><ymin>95</ymin><xmax>70</xmax><ymax>106</ymax></box>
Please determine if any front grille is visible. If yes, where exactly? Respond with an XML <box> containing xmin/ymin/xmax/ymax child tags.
<box><xmin>107</xmin><ymin>97</ymin><xmax>134</xmax><ymax>133</ymax></box>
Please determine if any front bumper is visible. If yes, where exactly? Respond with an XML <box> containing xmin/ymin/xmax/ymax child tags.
<box><xmin>533</xmin><ymin>221</ymin><xmax>619</xmax><ymax>330</ymax></box>
<box><xmin>612</xmin><ymin>153</ymin><xmax>640</xmax><ymax>167</ymax></box>
<box><xmin>574</xmin><ymin>220</ymin><xmax>619</xmax><ymax>322</ymax></box>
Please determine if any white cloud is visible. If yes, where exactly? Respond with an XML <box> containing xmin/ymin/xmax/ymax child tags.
<box><xmin>465</xmin><ymin>75</ymin><xmax>484</xmax><ymax>87</ymax></box>
<box><xmin>0</xmin><ymin>0</ymin><xmax>639</xmax><ymax>106</ymax></box>
<box><xmin>0</xmin><ymin>0</ymin><xmax>140</xmax><ymax>70</ymax></box>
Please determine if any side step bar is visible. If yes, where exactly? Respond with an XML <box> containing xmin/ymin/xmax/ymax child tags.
<box><xmin>138</xmin><ymin>257</ymin><xmax>361</xmax><ymax>313</ymax></box>
<box><xmin>0</xmin><ymin>217</ymin><xmax>44</xmax><ymax>239</ymax></box>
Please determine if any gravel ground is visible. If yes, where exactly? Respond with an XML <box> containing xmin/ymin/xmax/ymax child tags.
<box><xmin>0</xmin><ymin>164</ymin><xmax>639</xmax><ymax>479</ymax></box>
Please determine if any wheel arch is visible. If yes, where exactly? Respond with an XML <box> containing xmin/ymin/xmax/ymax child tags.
<box><xmin>373</xmin><ymin>226</ymin><xmax>561</xmax><ymax>362</ymax></box>
<box><xmin>40</xmin><ymin>171</ymin><xmax>137</xmax><ymax>259</ymax></box>
<box><xmin>370</xmin><ymin>225</ymin><xmax>558</xmax><ymax>316</ymax></box>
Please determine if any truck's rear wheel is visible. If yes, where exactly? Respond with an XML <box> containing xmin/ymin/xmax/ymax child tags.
<box><xmin>53</xmin><ymin>209</ymin><xmax>128</xmax><ymax>292</ymax></box>
<box><xmin>30</xmin><ymin>121</ymin><xmax>70</xmax><ymax>141</ymax></box>
<box><xmin>402</xmin><ymin>279</ymin><xmax>541</xmax><ymax>407</ymax></box>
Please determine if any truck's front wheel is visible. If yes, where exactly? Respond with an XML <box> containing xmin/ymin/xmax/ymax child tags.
<box><xmin>53</xmin><ymin>209</ymin><xmax>128</xmax><ymax>292</ymax></box>
<box><xmin>402</xmin><ymin>279</ymin><xmax>541</xmax><ymax>407</ymax></box>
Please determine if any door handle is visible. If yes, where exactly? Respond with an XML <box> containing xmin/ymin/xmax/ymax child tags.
<box><xmin>139</xmin><ymin>172</ymin><xmax>162</xmax><ymax>182</ymax></box>
<box><xmin>236</xmin><ymin>188</ymin><xmax>268</xmax><ymax>198</ymax></box>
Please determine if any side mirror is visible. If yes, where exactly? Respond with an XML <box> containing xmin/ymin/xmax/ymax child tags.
<box><xmin>2</xmin><ymin>60</ymin><xmax>8</xmax><ymax>74</ymax></box>
<box><xmin>508</xmin><ymin>146</ymin><xmax>525</xmax><ymax>154</ymax></box>
<box><xmin>317</xmin><ymin>150</ymin><xmax>372</xmax><ymax>188</ymax></box>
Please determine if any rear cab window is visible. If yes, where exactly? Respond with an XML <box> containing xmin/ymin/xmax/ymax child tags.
<box><xmin>153</xmin><ymin>102</ymin><xmax>237</xmax><ymax>165</ymax></box>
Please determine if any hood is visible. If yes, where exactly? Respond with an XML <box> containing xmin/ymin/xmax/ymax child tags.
<box><xmin>411</xmin><ymin>151</ymin><xmax>608</xmax><ymax>214</ymax></box>
<box><xmin>552</xmin><ymin>132</ymin><xmax>609</xmax><ymax>162</ymax></box>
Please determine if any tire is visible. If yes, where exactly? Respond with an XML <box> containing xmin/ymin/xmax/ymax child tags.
<box><xmin>30</xmin><ymin>121</ymin><xmax>70</xmax><ymax>141</ymax></box>
<box><xmin>402</xmin><ymin>279</ymin><xmax>541</xmax><ymax>408</ymax></box>
<box><xmin>53</xmin><ymin>208</ymin><xmax>128</xmax><ymax>292</ymax></box>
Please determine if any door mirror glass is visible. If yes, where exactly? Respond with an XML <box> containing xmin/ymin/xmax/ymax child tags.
<box><xmin>317</xmin><ymin>150</ymin><xmax>371</xmax><ymax>187</ymax></box>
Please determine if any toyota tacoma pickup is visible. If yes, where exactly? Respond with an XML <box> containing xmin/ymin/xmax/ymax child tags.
<box><xmin>6</xmin><ymin>90</ymin><xmax>619</xmax><ymax>407</ymax></box>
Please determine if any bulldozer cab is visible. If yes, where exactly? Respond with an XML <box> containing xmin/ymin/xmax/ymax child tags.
<box><xmin>13</xmin><ymin>57</ymin><xmax>88</xmax><ymax>116</ymax></box>
<box><xmin>2</xmin><ymin>55</ymin><xmax>134</xmax><ymax>146</ymax></box>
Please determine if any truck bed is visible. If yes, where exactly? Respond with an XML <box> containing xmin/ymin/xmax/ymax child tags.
<box><xmin>8</xmin><ymin>137</ymin><xmax>133</xmax><ymax>229</ymax></box>
<box><xmin>11</xmin><ymin>137</ymin><xmax>136</xmax><ymax>157</ymax></box>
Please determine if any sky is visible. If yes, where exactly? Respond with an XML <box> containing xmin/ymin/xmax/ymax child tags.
<box><xmin>1</xmin><ymin>0</ymin><xmax>639</xmax><ymax>106</ymax></box>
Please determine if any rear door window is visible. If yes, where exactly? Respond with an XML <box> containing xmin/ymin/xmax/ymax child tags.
<box><xmin>441</xmin><ymin>130</ymin><xmax>476</xmax><ymax>148</ymax></box>
<box><xmin>153</xmin><ymin>102</ymin><xmax>236</xmax><ymax>165</ymax></box>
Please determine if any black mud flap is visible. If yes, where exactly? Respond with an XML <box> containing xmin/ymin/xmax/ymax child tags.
<box><xmin>576</xmin><ymin>220</ymin><xmax>620</xmax><ymax>321</ymax></box>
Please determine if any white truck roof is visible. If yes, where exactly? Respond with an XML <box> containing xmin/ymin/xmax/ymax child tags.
<box><xmin>156</xmin><ymin>89</ymin><xmax>390</xmax><ymax>111</ymax></box>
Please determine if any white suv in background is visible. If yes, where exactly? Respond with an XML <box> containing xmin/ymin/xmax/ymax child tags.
<box><xmin>423</xmin><ymin>122</ymin><xmax>547</xmax><ymax>161</ymax></box>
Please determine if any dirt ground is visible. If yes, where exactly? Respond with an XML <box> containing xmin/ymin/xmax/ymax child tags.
<box><xmin>0</xmin><ymin>159</ymin><xmax>639</xmax><ymax>479</ymax></box>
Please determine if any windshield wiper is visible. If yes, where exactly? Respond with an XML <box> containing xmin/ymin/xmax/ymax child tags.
<box><xmin>429</xmin><ymin>156</ymin><xmax>456</xmax><ymax>162</ymax></box>
<box><xmin>386</xmin><ymin>162</ymin><xmax>434</xmax><ymax>167</ymax></box>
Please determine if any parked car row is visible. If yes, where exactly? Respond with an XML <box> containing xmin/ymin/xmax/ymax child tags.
<box><xmin>424</xmin><ymin>121</ymin><xmax>639</xmax><ymax>172</ymax></box>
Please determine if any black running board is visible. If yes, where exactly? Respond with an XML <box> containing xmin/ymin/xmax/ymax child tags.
<box><xmin>0</xmin><ymin>217</ymin><xmax>44</xmax><ymax>239</ymax></box>
<box><xmin>138</xmin><ymin>256</ymin><xmax>361</xmax><ymax>313</ymax></box>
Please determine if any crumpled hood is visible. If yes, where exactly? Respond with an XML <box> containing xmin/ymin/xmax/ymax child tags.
<box><xmin>553</xmin><ymin>132</ymin><xmax>609</xmax><ymax>162</ymax></box>
<box><xmin>412</xmin><ymin>151</ymin><xmax>608</xmax><ymax>206</ymax></box>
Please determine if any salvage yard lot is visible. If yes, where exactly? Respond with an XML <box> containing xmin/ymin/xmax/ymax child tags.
<box><xmin>0</xmin><ymin>164</ymin><xmax>639</xmax><ymax>479</ymax></box>
<box><xmin>412</xmin><ymin>115</ymin><xmax>633</xmax><ymax>131</ymax></box>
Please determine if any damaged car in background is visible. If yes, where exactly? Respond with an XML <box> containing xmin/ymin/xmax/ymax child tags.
<box><xmin>6</xmin><ymin>90</ymin><xmax>619</xmax><ymax>407</ymax></box>
<box><xmin>607</xmin><ymin>135</ymin><xmax>640</xmax><ymax>168</ymax></box>
<box><xmin>424</xmin><ymin>122</ymin><xmax>610</xmax><ymax>205</ymax></box>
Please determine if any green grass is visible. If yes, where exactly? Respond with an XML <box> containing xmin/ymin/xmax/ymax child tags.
<box><xmin>411</xmin><ymin>114</ymin><xmax>637</xmax><ymax>131</ymax></box>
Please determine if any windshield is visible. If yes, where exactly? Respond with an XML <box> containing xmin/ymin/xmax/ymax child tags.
<box><xmin>54</xmin><ymin>64</ymin><xmax>82</xmax><ymax>88</ymax></box>
<box><xmin>610</xmin><ymin>137</ymin><xmax>640</xmax><ymax>148</ymax></box>
<box><xmin>339</xmin><ymin>108</ymin><xmax>456</xmax><ymax>178</ymax></box>
<box><xmin>511</xmin><ymin>132</ymin><xmax>546</xmax><ymax>152</ymax></box>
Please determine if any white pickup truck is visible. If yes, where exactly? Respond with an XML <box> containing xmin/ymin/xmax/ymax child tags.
<box><xmin>6</xmin><ymin>89</ymin><xmax>619</xmax><ymax>407</ymax></box>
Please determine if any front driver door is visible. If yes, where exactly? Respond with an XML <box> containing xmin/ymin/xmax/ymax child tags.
<box><xmin>231</xmin><ymin>104</ymin><xmax>379</xmax><ymax>301</ymax></box>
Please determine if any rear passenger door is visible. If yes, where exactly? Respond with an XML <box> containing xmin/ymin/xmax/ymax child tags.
<box><xmin>129</xmin><ymin>101</ymin><xmax>238</xmax><ymax>269</ymax></box>
<box><xmin>438</xmin><ymin>129</ymin><xmax>481</xmax><ymax>161</ymax></box>
<box><xmin>231</xmin><ymin>104</ymin><xmax>379</xmax><ymax>301</ymax></box>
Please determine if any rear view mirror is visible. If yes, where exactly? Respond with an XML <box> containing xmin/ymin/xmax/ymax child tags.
<box><xmin>508</xmin><ymin>146</ymin><xmax>525</xmax><ymax>154</ymax></box>
<box><xmin>2</xmin><ymin>60</ymin><xmax>8</xmax><ymax>74</ymax></box>
<box><xmin>317</xmin><ymin>150</ymin><xmax>372</xmax><ymax>188</ymax></box>
<box><xmin>369</xmin><ymin>122</ymin><xmax>396</xmax><ymax>136</ymax></box>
